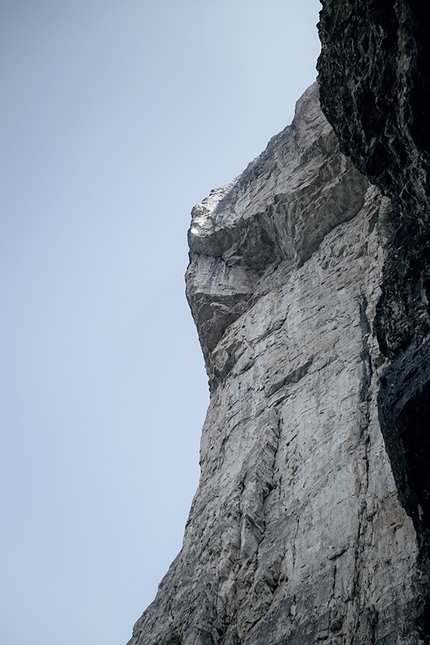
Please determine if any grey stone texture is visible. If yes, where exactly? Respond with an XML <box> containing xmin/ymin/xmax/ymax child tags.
<box><xmin>127</xmin><ymin>85</ymin><xmax>420</xmax><ymax>645</ymax></box>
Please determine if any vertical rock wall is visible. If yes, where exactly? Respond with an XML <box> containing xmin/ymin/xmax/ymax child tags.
<box><xmin>127</xmin><ymin>85</ymin><xmax>420</xmax><ymax>645</ymax></box>
<box><xmin>318</xmin><ymin>1</ymin><xmax>430</xmax><ymax>638</ymax></box>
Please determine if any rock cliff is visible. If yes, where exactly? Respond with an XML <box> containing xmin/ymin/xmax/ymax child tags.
<box><xmin>318</xmin><ymin>1</ymin><xmax>430</xmax><ymax>639</ymax></box>
<box><xmin>127</xmin><ymin>83</ymin><xmax>422</xmax><ymax>645</ymax></box>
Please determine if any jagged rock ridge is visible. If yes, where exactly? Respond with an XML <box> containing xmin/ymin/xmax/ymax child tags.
<box><xmin>127</xmin><ymin>84</ymin><xmax>419</xmax><ymax>645</ymax></box>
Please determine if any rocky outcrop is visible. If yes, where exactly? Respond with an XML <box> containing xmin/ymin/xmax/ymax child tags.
<box><xmin>186</xmin><ymin>85</ymin><xmax>368</xmax><ymax>390</ymax></box>
<box><xmin>318</xmin><ymin>1</ymin><xmax>430</xmax><ymax>639</ymax></box>
<box><xmin>127</xmin><ymin>84</ymin><xmax>420</xmax><ymax>645</ymax></box>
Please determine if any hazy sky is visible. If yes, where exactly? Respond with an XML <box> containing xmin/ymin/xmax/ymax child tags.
<box><xmin>0</xmin><ymin>2</ymin><xmax>321</xmax><ymax>644</ymax></box>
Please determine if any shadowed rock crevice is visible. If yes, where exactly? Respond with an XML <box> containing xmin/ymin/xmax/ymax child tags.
<box><xmin>359</xmin><ymin>297</ymin><xmax>373</xmax><ymax>402</ymax></box>
<box><xmin>377</xmin><ymin>342</ymin><xmax>430</xmax><ymax>640</ymax></box>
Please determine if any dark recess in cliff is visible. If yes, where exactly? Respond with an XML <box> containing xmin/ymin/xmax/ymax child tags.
<box><xmin>318</xmin><ymin>0</ymin><xmax>430</xmax><ymax>640</ymax></box>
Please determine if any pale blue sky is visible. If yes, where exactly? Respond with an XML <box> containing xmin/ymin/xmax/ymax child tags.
<box><xmin>0</xmin><ymin>2</ymin><xmax>321</xmax><ymax>644</ymax></box>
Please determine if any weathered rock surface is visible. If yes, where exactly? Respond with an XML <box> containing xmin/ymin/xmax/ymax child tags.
<box><xmin>318</xmin><ymin>1</ymin><xmax>430</xmax><ymax>638</ymax></box>
<box><xmin>127</xmin><ymin>84</ymin><xmax>420</xmax><ymax>645</ymax></box>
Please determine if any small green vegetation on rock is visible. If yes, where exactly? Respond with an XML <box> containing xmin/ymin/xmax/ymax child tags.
<box><xmin>378</xmin><ymin>197</ymin><xmax>393</xmax><ymax>238</ymax></box>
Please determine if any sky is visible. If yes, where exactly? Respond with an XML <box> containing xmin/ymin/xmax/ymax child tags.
<box><xmin>0</xmin><ymin>2</ymin><xmax>321</xmax><ymax>644</ymax></box>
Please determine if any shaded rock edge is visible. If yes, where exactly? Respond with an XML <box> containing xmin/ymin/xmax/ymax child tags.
<box><xmin>126</xmin><ymin>84</ymin><xmax>420</xmax><ymax>645</ymax></box>
<box><xmin>318</xmin><ymin>0</ymin><xmax>430</xmax><ymax>640</ymax></box>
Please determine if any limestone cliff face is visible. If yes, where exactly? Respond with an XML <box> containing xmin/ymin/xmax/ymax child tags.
<box><xmin>318</xmin><ymin>1</ymin><xmax>430</xmax><ymax>639</ymax></box>
<box><xmin>127</xmin><ymin>84</ymin><xmax>420</xmax><ymax>645</ymax></box>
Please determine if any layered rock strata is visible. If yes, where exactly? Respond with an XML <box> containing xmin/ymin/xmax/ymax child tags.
<box><xmin>318</xmin><ymin>1</ymin><xmax>430</xmax><ymax>638</ymax></box>
<box><xmin>127</xmin><ymin>84</ymin><xmax>420</xmax><ymax>645</ymax></box>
